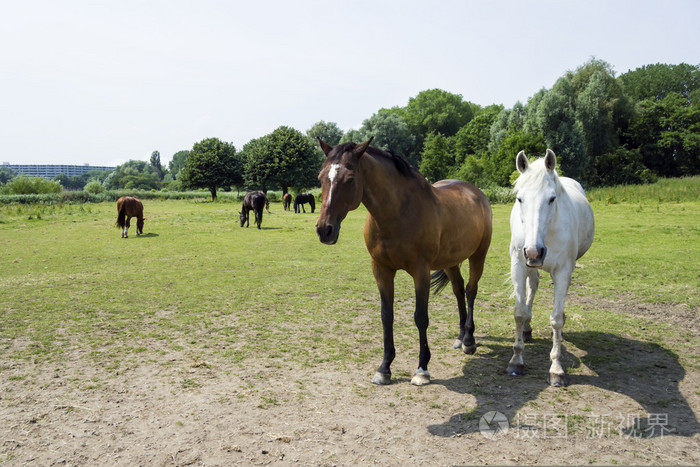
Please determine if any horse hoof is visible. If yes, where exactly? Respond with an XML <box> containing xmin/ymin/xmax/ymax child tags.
<box><xmin>411</xmin><ymin>368</ymin><xmax>431</xmax><ymax>386</ymax></box>
<box><xmin>506</xmin><ymin>364</ymin><xmax>525</xmax><ymax>376</ymax></box>
<box><xmin>523</xmin><ymin>330</ymin><xmax>533</xmax><ymax>342</ymax></box>
<box><xmin>461</xmin><ymin>343</ymin><xmax>477</xmax><ymax>355</ymax></box>
<box><xmin>453</xmin><ymin>339</ymin><xmax>462</xmax><ymax>349</ymax></box>
<box><xmin>371</xmin><ymin>372</ymin><xmax>391</xmax><ymax>385</ymax></box>
<box><xmin>547</xmin><ymin>373</ymin><xmax>568</xmax><ymax>387</ymax></box>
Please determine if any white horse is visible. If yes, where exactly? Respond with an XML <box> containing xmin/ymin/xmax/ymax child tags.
<box><xmin>507</xmin><ymin>149</ymin><xmax>595</xmax><ymax>386</ymax></box>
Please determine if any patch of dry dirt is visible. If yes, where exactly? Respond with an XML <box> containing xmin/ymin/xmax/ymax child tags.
<box><xmin>1</xmin><ymin>297</ymin><xmax>698</xmax><ymax>466</ymax></box>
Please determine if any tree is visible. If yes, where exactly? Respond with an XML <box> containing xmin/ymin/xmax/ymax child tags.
<box><xmin>619</xmin><ymin>63</ymin><xmax>700</xmax><ymax>102</ymax></box>
<box><xmin>0</xmin><ymin>166</ymin><xmax>16</xmax><ymax>184</ymax></box>
<box><xmin>490</xmin><ymin>129</ymin><xmax>546</xmax><ymax>186</ymax></box>
<box><xmin>631</xmin><ymin>91</ymin><xmax>700</xmax><ymax>177</ymax></box>
<box><xmin>453</xmin><ymin>105</ymin><xmax>502</xmax><ymax>164</ymax></box>
<box><xmin>243</xmin><ymin>126</ymin><xmax>321</xmax><ymax>194</ymax></box>
<box><xmin>150</xmin><ymin>150</ymin><xmax>164</xmax><ymax>180</ymax></box>
<box><xmin>400</xmin><ymin>89</ymin><xmax>477</xmax><ymax>163</ymax></box>
<box><xmin>340</xmin><ymin>128</ymin><xmax>367</xmax><ymax>144</ymax></box>
<box><xmin>306</xmin><ymin>121</ymin><xmax>343</xmax><ymax>147</ymax></box>
<box><xmin>419</xmin><ymin>133</ymin><xmax>454</xmax><ymax>183</ymax></box>
<box><xmin>179</xmin><ymin>138</ymin><xmax>239</xmax><ymax>200</ymax></box>
<box><xmin>358</xmin><ymin>110</ymin><xmax>417</xmax><ymax>164</ymax></box>
<box><xmin>530</xmin><ymin>77</ymin><xmax>588</xmax><ymax>180</ymax></box>
<box><xmin>168</xmin><ymin>150</ymin><xmax>189</xmax><ymax>179</ymax></box>
<box><xmin>104</xmin><ymin>160</ymin><xmax>160</xmax><ymax>190</ymax></box>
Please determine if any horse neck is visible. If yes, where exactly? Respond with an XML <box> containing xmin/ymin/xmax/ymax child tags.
<box><xmin>359</xmin><ymin>153</ymin><xmax>432</xmax><ymax>226</ymax></box>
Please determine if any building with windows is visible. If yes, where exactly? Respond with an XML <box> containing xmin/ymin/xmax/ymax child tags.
<box><xmin>1</xmin><ymin>163</ymin><xmax>114</xmax><ymax>179</ymax></box>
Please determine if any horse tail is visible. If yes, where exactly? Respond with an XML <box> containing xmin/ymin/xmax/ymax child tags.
<box><xmin>116</xmin><ymin>202</ymin><xmax>126</xmax><ymax>229</ymax></box>
<box><xmin>430</xmin><ymin>270</ymin><xmax>450</xmax><ymax>295</ymax></box>
<box><xmin>310</xmin><ymin>196</ymin><xmax>316</xmax><ymax>212</ymax></box>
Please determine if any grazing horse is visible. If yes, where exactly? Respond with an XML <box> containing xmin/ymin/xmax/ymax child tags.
<box><xmin>315</xmin><ymin>138</ymin><xmax>492</xmax><ymax>386</ymax></box>
<box><xmin>116</xmin><ymin>196</ymin><xmax>144</xmax><ymax>238</ymax></box>
<box><xmin>240</xmin><ymin>191</ymin><xmax>267</xmax><ymax>229</ymax></box>
<box><xmin>294</xmin><ymin>193</ymin><xmax>315</xmax><ymax>213</ymax></box>
<box><xmin>283</xmin><ymin>192</ymin><xmax>293</xmax><ymax>211</ymax></box>
<box><xmin>507</xmin><ymin>150</ymin><xmax>594</xmax><ymax>386</ymax></box>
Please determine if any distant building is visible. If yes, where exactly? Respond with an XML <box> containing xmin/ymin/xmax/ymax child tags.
<box><xmin>1</xmin><ymin>163</ymin><xmax>114</xmax><ymax>179</ymax></box>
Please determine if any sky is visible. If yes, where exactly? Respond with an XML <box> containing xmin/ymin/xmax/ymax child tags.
<box><xmin>2</xmin><ymin>0</ymin><xmax>698</xmax><ymax>168</ymax></box>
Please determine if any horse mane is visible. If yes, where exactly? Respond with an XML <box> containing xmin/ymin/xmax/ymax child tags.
<box><xmin>330</xmin><ymin>142</ymin><xmax>420</xmax><ymax>180</ymax></box>
<box><xmin>512</xmin><ymin>158</ymin><xmax>563</xmax><ymax>195</ymax></box>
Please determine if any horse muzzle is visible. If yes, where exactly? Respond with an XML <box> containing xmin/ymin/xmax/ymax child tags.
<box><xmin>524</xmin><ymin>246</ymin><xmax>547</xmax><ymax>268</ymax></box>
<box><xmin>316</xmin><ymin>223</ymin><xmax>339</xmax><ymax>245</ymax></box>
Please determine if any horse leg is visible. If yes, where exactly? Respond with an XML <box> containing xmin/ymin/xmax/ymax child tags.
<box><xmin>124</xmin><ymin>216</ymin><xmax>131</xmax><ymax>238</ymax></box>
<box><xmin>371</xmin><ymin>261</ymin><xmax>396</xmax><ymax>386</ymax></box>
<box><xmin>507</xmin><ymin>258</ymin><xmax>533</xmax><ymax>376</ymax></box>
<box><xmin>523</xmin><ymin>267</ymin><xmax>539</xmax><ymax>342</ymax></box>
<box><xmin>411</xmin><ymin>268</ymin><xmax>432</xmax><ymax>386</ymax></box>
<box><xmin>463</xmin><ymin>247</ymin><xmax>488</xmax><ymax>355</ymax></box>
<box><xmin>443</xmin><ymin>266</ymin><xmax>467</xmax><ymax>350</ymax></box>
<box><xmin>256</xmin><ymin>209</ymin><xmax>262</xmax><ymax>229</ymax></box>
<box><xmin>245</xmin><ymin>210</ymin><xmax>250</xmax><ymax>228</ymax></box>
<box><xmin>548</xmin><ymin>266</ymin><xmax>573</xmax><ymax>387</ymax></box>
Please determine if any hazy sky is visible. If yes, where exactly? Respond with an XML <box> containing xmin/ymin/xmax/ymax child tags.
<box><xmin>2</xmin><ymin>0</ymin><xmax>698</xmax><ymax>167</ymax></box>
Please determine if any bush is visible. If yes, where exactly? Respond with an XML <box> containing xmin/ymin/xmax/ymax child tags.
<box><xmin>0</xmin><ymin>176</ymin><xmax>61</xmax><ymax>195</ymax></box>
<box><xmin>84</xmin><ymin>181</ymin><xmax>105</xmax><ymax>194</ymax></box>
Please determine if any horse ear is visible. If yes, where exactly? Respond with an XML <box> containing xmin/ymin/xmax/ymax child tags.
<box><xmin>544</xmin><ymin>149</ymin><xmax>557</xmax><ymax>172</ymax></box>
<box><xmin>317</xmin><ymin>137</ymin><xmax>334</xmax><ymax>157</ymax></box>
<box><xmin>516</xmin><ymin>150</ymin><xmax>529</xmax><ymax>173</ymax></box>
<box><xmin>352</xmin><ymin>136</ymin><xmax>374</xmax><ymax>159</ymax></box>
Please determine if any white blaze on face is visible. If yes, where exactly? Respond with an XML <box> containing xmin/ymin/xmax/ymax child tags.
<box><xmin>326</xmin><ymin>163</ymin><xmax>341</xmax><ymax>205</ymax></box>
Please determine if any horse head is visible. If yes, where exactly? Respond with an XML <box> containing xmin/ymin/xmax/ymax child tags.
<box><xmin>513</xmin><ymin>149</ymin><xmax>561</xmax><ymax>268</ymax></box>
<box><xmin>315</xmin><ymin>137</ymin><xmax>373</xmax><ymax>244</ymax></box>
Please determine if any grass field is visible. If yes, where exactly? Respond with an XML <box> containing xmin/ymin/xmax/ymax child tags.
<box><xmin>0</xmin><ymin>180</ymin><xmax>698</xmax><ymax>465</ymax></box>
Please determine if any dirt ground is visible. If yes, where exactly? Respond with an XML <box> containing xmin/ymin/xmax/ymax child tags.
<box><xmin>1</xmin><ymin>294</ymin><xmax>698</xmax><ymax>466</ymax></box>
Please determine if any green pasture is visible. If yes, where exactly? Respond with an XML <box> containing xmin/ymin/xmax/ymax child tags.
<box><xmin>0</xmin><ymin>183</ymin><xmax>697</xmax><ymax>380</ymax></box>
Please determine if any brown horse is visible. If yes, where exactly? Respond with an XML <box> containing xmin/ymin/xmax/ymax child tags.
<box><xmin>282</xmin><ymin>192</ymin><xmax>292</xmax><ymax>211</ymax></box>
<box><xmin>315</xmin><ymin>138</ymin><xmax>492</xmax><ymax>386</ymax></box>
<box><xmin>116</xmin><ymin>196</ymin><xmax>144</xmax><ymax>238</ymax></box>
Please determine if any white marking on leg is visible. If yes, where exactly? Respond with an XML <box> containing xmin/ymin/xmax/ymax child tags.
<box><xmin>326</xmin><ymin>163</ymin><xmax>341</xmax><ymax>205</ymax></box>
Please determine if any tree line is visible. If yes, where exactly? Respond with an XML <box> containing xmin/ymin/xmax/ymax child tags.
<box><xmin>2</xmin><ymin>59</ymin><xmax>697</xmax><ymax>198</ymax></box>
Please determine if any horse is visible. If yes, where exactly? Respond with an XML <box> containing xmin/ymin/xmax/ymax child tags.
<box><xmin>294</xmin><ymin>193</ymin><xmax>316</xmax><ymax>213</ymax></box>
<box><xmin>507</xmin><ymin>149</ymin><xmax>595</xmax><ymax>387</ymax></box>
<box><xmin>116</xmin><ymin>196</ymin><xmax>144</xmax><ymax>238</ymax></box>
<box><xmin>282</xmin><ymin>192</ymin><xmax>293</xmax><ymax>211</ymax></box>
<box><xmin>315</xmin><ymin>138</ymin><xmax>492</xmax><ymax>386</ymax></box>
<box><xmin>240</xmin><ymin>191</ymin><xmax>267</xmax><ymax>229</ymax></box>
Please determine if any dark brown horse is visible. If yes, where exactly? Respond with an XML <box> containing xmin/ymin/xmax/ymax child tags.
<box><xmin>283</xmin><ymin>192</ymin><xmax>292</xmax><ymax>211</ymax></box>
<box><xmin>240</xmin><ymin>191</ymin><xmax>267</xmax><ymax>229</ymax></box>
<box><xmin>294</xmin><ymin>193</ymin><xmax>315</xmax><ymax>213</ymax></box>
<box><xmin>116</xmin><ymin>196</ymin><xmax>144</xmax><ymax>238</ymax></box>
<box><xmin>315</xmin><ymin>138</ymin><xmax>492</xmax><ymax>386</ymax></box>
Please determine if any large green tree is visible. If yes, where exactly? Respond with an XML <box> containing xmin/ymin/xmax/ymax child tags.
<box><xmin>179</xmin><ymin>138</ymin><xmax>239</xmax><ymax>200</ymax></box>
<box><xmin>306</xmin><ymin>121</ymin><xmax>343</xmax><ymax>147</ymax></box>
<box><xmin>619</xmin><ymin>63</ymin><xmax>700</xmax><ymax>102</ymax></box>
<box><xmin>399</xmin><ymin>89</ymin><xmax>477</xmax><ymax>163</ymax></box>
<box><xmin>358</xmin><ymin>109</ymin><xmax>417</xmax><ymax>164</ymax></box>
<box><xmin>243</xmin><ymin>126</ymin><xmax>321</xmax><ymax>194</ymax></box>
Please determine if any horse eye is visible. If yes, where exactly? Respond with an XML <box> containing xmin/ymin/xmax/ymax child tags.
<box><xmin>516</xmin><ymin>197</ymin><xmax>522</xmax><ymax>203</ymax></box>
<box><xmin>346</xmin><ymin>177</ymin><xmax>355</xmax><ymax>185</ymax></box>
<box><xmin>549</xmin><ymin>196</ymin><xmax>556</xmax><ymax>204</ymax></box>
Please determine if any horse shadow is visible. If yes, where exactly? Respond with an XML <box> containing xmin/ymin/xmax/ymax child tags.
<box><xmin>135</xmin><ymin>233</ymin><xmax>159</xmax><ymax>238</ymax></box>
<box><xmin>428</xmin><ymin>331</ymin><xmax>699</xmax><ymax>439</ymax></box>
